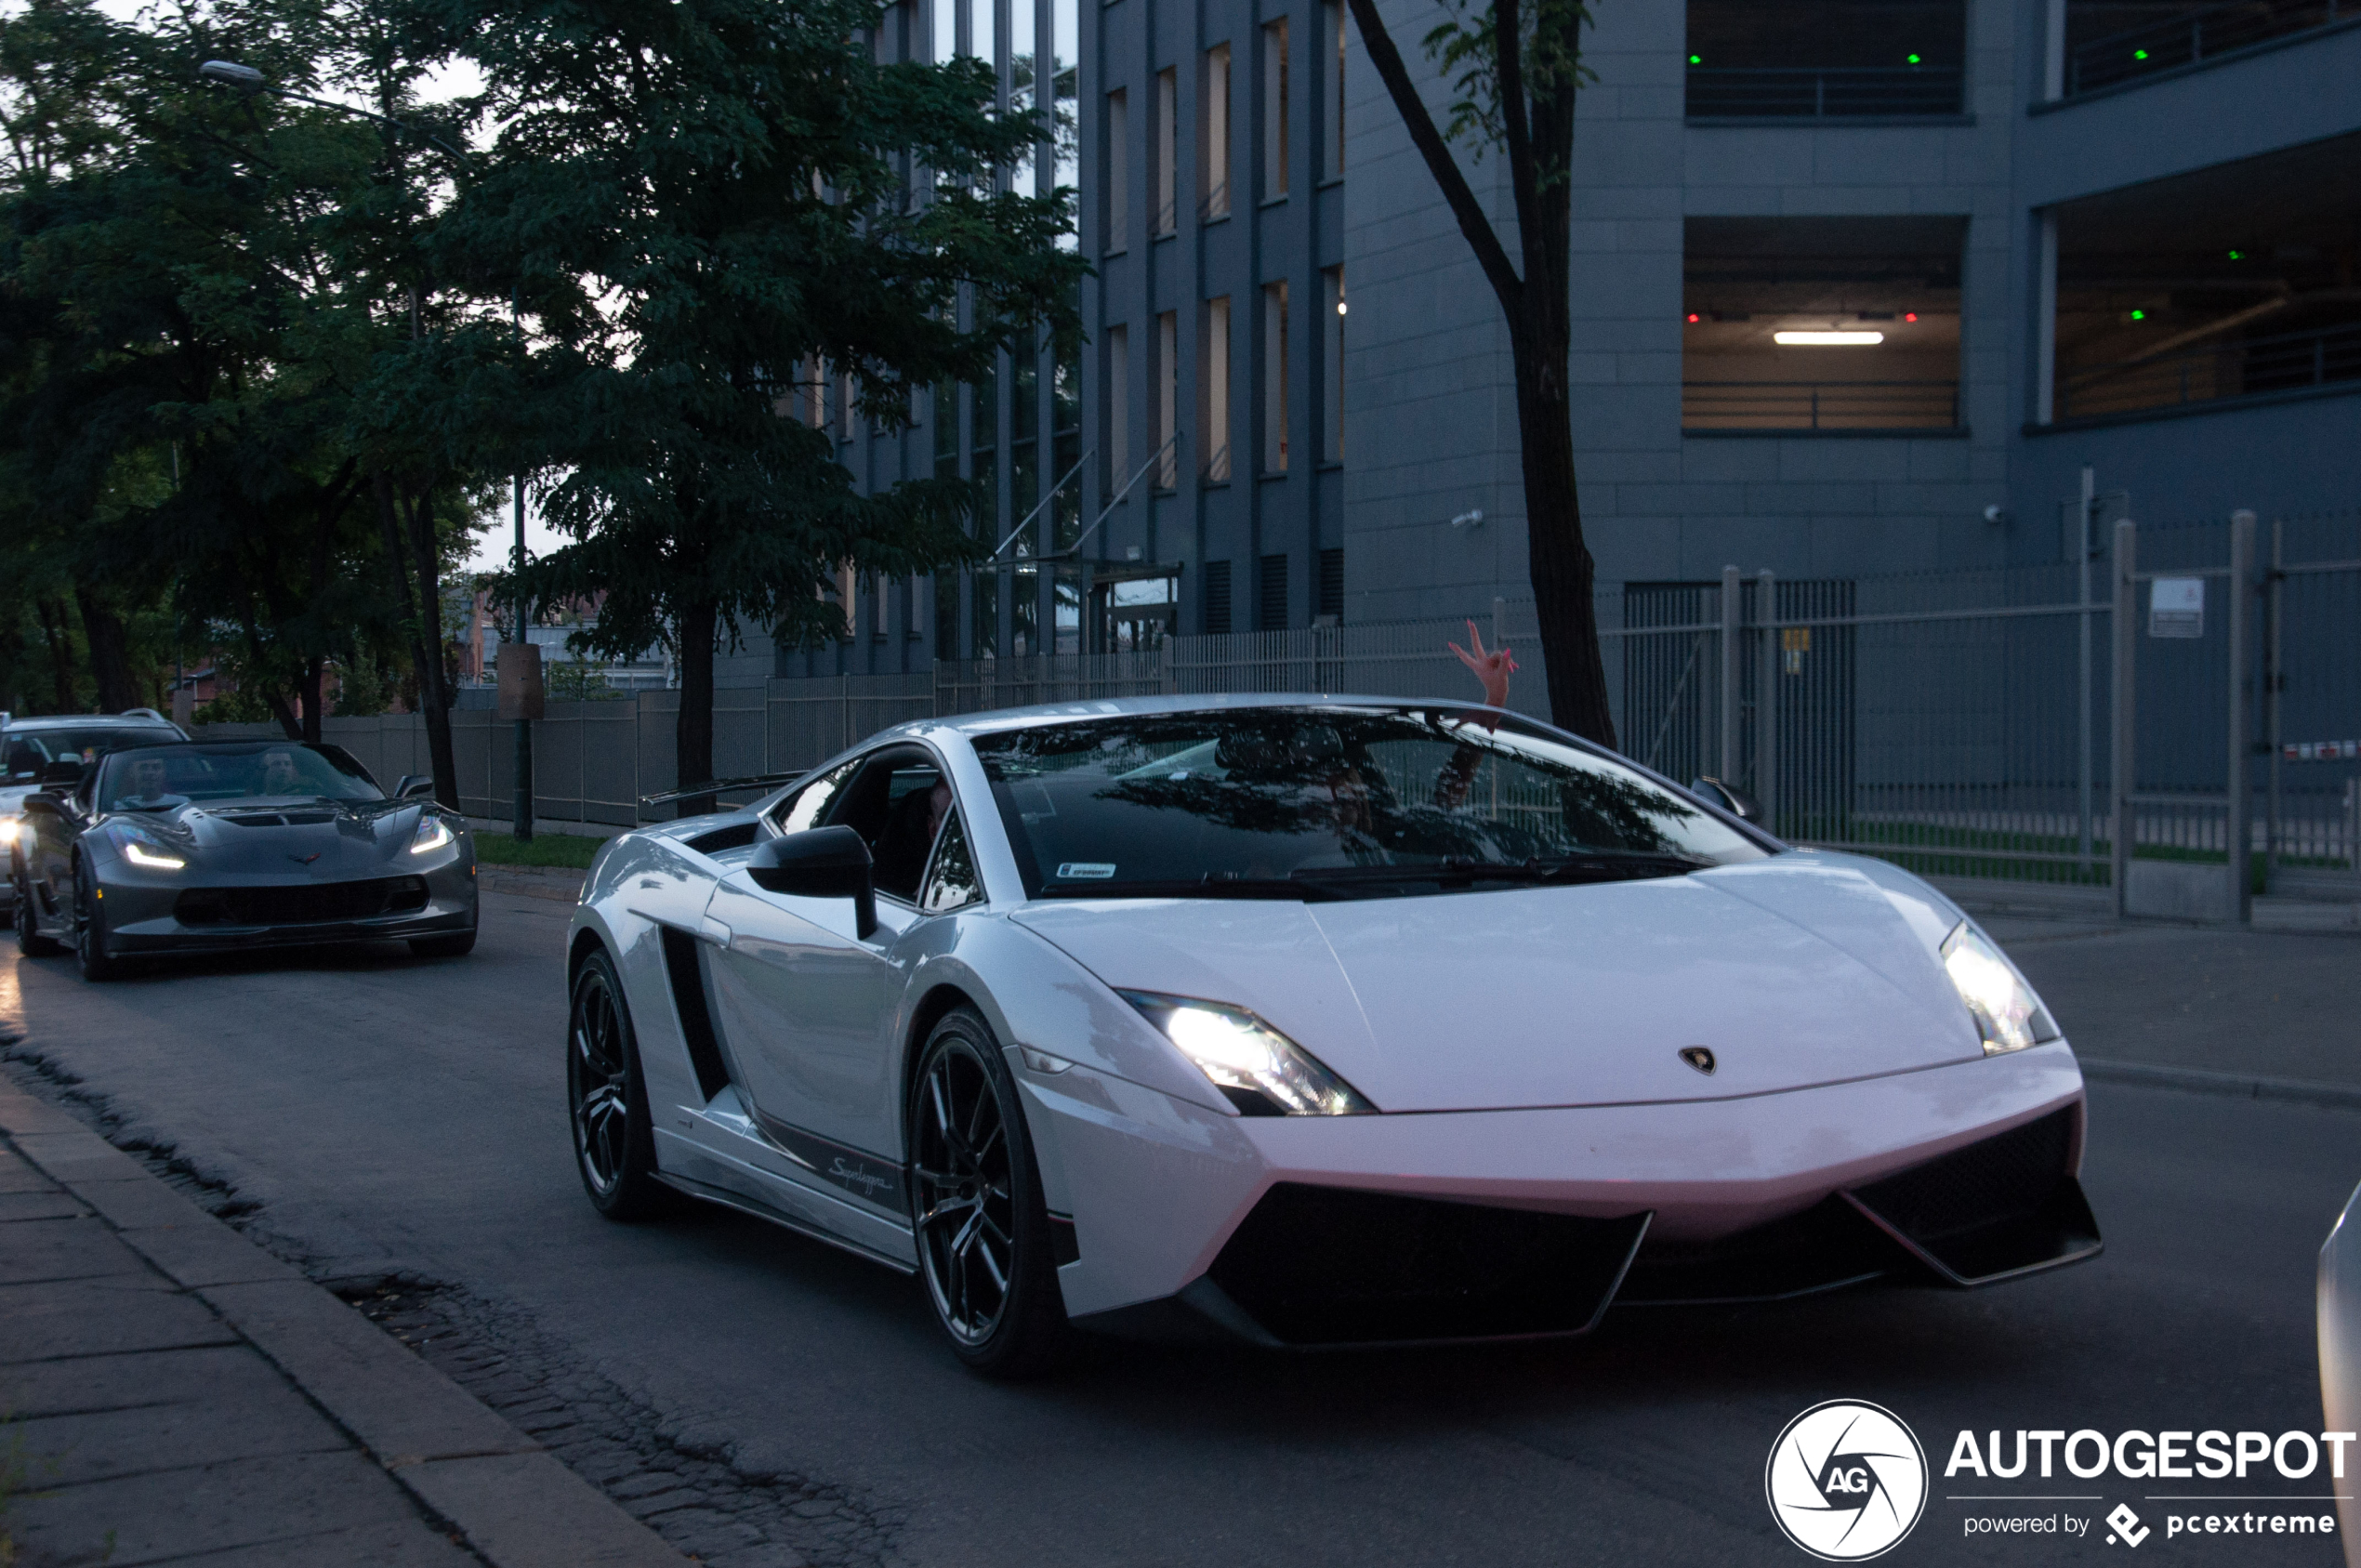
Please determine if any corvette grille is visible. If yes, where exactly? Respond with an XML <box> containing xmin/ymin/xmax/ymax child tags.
<box><xmin>175</xmin><ymin>876</ymin><xmax>430</xmax><ymax>927</ymax></box>
<box><xmin>1204</xmin><ymin>1183</ymin><xmax>1650</xmax><ymax>1345</ymax></box>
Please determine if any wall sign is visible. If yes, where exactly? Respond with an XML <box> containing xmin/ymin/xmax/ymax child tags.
<box><xmin>2148</xmin><ymin>577</ymin><xmax>2204</xmax><ymax>639</ymax></box>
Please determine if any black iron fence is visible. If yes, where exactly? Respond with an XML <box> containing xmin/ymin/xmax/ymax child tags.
<box><xmin>2058</xmin><ymin>322</ymin><xmax>2361</xmax><ymax>422</ymax></box>
<box><xmin>2068</xmin><ymin>0</ymin><xmax>2348</xmax><ymax>95</ymax></box>
<box><xmin>1685</xmin><ymin>65</ymin><xmax>1963</xmax><ymax>118</ymax></box>
<box><xmin>1682</xmin><ymin>380</ymin><xmax>1960</xmax><ymax>432</ymax></box>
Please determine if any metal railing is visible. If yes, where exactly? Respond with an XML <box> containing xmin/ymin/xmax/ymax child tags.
<box><xmin>1685</xmin><ymin>65</ymin><xmax>1963</xmax><ymax>118</ymax></box>
<box><xmin>1682</xmin><ymin>381</ymin><xmax>1960</xmax><ymax>432</ymax></box>
<box><xmin>2058</xmin><ymin>322</ymin><xmax>2361</xmax><ymax>422</ymax></box>
<box><xmin>2068</xmin><ymin>0</ymin><xmax>2346</xmax><ymax>95</ymax></box>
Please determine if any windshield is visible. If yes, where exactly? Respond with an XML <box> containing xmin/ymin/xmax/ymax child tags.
<box><xmin>973</xmin><ymin>706</ymin><xmax>1770</xmax><ymax>900</ymax></box>
<box><xmin>4</xmin><ymin>726</ymin><xmax>180</xmax><ymax>784</ymax></box>
<box><xmin>96</xmin><ymin>742</ymin><xmax>383</xmax><ymax>811</ymax></box>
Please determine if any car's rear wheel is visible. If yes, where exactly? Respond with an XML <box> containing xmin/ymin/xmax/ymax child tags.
<box><xmin>74</xmin><ymin>865</ymin><xmax>118</xmax><ymax>982</ymax></box>
<box><xmin>14</xmin><ymin>868</ymin><xmax>60</xmax><ymax>956</ymax></box>
<box><xmin>567</xmin><ymin>949</ymin><xmax>673</xmax><ymax>1220</ymax></box>
<box><xmin>907</xmin><ymin>1008</ymin><xmax>1070</xmax><ymax>1378</ymax></box>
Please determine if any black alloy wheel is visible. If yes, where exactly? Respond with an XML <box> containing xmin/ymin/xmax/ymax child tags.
<box><xmin>566</xmin><ymin>949</ymin><xmax>673</xmax><ymax>1220</ymax></box>
<box><xmin>14</xmin><ymin>867</ymin><xmax>59</xmax><ymax>956</ymax></box>
<box><xmin>907</xmin><ymin>1008</ymin><xmax>1070</xmax><ymax>1377</ymax></box>
<box><xmin>74</xmin><ymin>863</ymin><xmax>117</xmax><ymax>982</ymax></box>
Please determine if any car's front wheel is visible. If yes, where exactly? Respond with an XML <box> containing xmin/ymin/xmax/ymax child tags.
<box><xmin>74</xmin><ymin>865</ymin><xmax>117</xmax><ymax>982</ymax></box>
<box><xmin>14</xmin><ymin>867</ymin><xmax>59</xmax><ymax>957</ymax></box>
<box><xmin>567</xmin><ymin>948</ymin><xmax>674</xmax><ymax>1220</ymax></box>
<box><xmin>906</xmin><ymin>1008</ymin><xmax>1071</xmax><ymax>1378</ymax></box>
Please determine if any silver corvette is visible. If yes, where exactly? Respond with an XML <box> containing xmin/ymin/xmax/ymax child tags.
<box><xmin>565</xmin><ymin>695</ymin><xmax>2099</xmax><ymax>1376</ymax></box>
<box><xmin>12</xmin><ymin>739</ymin><xmax>478</xmax><ymax>980</ymax></box>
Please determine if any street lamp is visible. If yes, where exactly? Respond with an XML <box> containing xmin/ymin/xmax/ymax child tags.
<box><xmin>201</xmin><ymin>59</ymin><xmax>535</xmax><ymax>842</ymax></box>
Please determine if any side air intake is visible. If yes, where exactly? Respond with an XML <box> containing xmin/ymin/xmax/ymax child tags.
<box><xmin>658</xmin><ymin>927</ymin><xmax>732</xmax><ymax>1102</ymax></box>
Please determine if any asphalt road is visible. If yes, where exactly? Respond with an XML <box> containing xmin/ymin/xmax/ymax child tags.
<box><xmin>3</xmin><ymin>891</ymin><xmax>2354</xmax><ymax>1568</ymax></box>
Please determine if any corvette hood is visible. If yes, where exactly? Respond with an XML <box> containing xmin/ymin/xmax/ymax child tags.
<box><xmin>123</xmin><ymin>798</ymin><xmax>431</xmax><ymax>879</ymax></box>
<box><xmin>1010</xmin><ymin>859</ymin><xmax>1986</xmax><ymax>1113</ymax></box>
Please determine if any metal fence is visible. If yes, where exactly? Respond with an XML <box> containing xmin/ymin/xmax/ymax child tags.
<box><xmin>2068</xmin><ymin>0</ymin><xmax>2347</xmax><ymax>96</ymax></box>
<box><xmin>1684</xmin><ymin>65</ymin><xmax>1964</xmax><ymax>118</ymax></box>
<box><xmin>192</xmin><ymin>515</ymin><xmax>2361</xmax><ymax>917</ymax></box>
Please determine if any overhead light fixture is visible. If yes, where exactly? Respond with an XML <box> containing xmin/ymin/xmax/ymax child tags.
<box><xmin>1774</xmin><ymin>331</ymin><xmax>1883</xmax><ymax>346</ymax></box>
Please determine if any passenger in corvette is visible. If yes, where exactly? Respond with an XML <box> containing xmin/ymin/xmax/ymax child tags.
<box><xmin>872</xmin><ymin>779</ymin><xmax>953</xmax><ymax>900</ymax></box>
<box><xmin>252</xmin><ymin>748</ymin><xmax>305</xmax><ymax>797</ymax></box>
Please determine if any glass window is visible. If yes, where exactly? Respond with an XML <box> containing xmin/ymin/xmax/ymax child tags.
<box><xmin>772</xmin><ymin>758</ymin><xmax>860</xmax><ymax>835</ymax></box>
<box><xmin>972</xmin><ymin>706</ymin><xmax>1768</xmax><ymax>900</ymax></box>
<box><xmin>1262</xmin><ymin>20</ymin><xmax>1289</xmax><ymax>198</ymax></box>
<box><xmin>1203</xmin><ymin>44</ymin><xmax>1232</xmax><ymax>219</ymax></box>
<box><xmin>921</xmin><ymin>809</ymin><xmax>985</xmax><ymax>913</ymax></box>
<box><xmin>98</xmin><ymin>742</ymin><xmax>382</xmax><ymax>810</ymax></box>
<box><xmin>1262</xmin><ymin>280</ymin><xmax>1289</xmax><ymax>471</ymax></box>
<box><xmin>1323</xmin><ymin>266</ymin><xmax>1345</xmax><ymax>462</ymax></box>
<box><xmin>1327</xmin><ymin>0</ymin><xmax>1346</xmax><ymax>178</ymax></box>
<box><xmin>1205</xmin><ymin>296</ymin><xmax>1232</xmax><ymax>481</ymax></box>
<box><xmin>1154</xmin><ymin>69</ymin><xmax>1177</xmax><ymax>235</ymax></box>
<box><xmin>1104</xmin><ymin>88</ymin><xmax>1128</xmax><ymax>252</ymax></box>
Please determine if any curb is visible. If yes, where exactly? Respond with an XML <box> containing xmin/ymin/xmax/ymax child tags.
<box><xmin>2079</xmin><ymin>1057</ymin><xmax>2361</xmax><ymax>1113</ymax></box>
<box><xmin>0</xmin><ymin>1086</ymin><xmax>686</xmax><ymax>1568</ymax></box>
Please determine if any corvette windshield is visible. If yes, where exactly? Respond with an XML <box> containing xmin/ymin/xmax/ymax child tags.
<box><xmin>96</xmin><ymin>742</ymin><xmax>384</xmax><ymax>811</ymax></box>
<box><xmin>973</xmin><ymin>706</ymin><xmax>1768</xmax><ymax>900</ymax></box>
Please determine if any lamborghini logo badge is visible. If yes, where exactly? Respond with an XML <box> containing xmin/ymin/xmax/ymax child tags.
<box><xmin>1680</xmin><ymin>1047</ymin><xmax>1716</xmax><ymax>1075</ymax></box>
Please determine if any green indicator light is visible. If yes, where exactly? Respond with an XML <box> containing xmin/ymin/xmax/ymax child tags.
<box><xmin>2228</xmin><ymin>249</ymin><xmax>2243</xmax><ymax>260</ymax></box>
<box><xmin>2133</xmin><ymin>47</ymin><xmax>2149</xmax><ymax>59</ymax></box>
<box><xmin>1690</xmin><ymin>54</ymin><xmax>1702</xmax><ymax>64</ymax></box>
<box><xmin>1907</xmin><ymin>53</ymin><xmax>1921</xmax><ymax>63</ymax></box>
<box><xmin>2130</xmin><ymin>310</ymin><xmax>2145</xmax><ymax>321</ymax></box>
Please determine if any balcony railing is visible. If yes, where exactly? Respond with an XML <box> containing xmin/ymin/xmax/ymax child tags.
<box><xmin>1682</xmin><ymin>380</ymin><xmax>1961</xmax><ymax>431</ymax></box>
<box><xmin>2068</xmin><ymin>0</ymin><xmax>2346</xmax><ymax>94</ymax></box>
<box><xmin>2057</xmin><ymin>321</ymin><xmax>2361</xmax><ymax>421</ymax></box>
<box><xmin>1685</xmin><ymin>65</ymin><xmax>1964</xmax><ymax>118</ymax></box>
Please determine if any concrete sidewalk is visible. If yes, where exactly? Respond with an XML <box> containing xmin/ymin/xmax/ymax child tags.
<box><xmin>0</xmin><ymin>1086</ymin><xmax>683</xmax><ymax>1568</ymax></box>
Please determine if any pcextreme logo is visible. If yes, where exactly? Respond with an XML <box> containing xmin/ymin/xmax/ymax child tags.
<box><xmin>1766</xmin><ymin>1400</ymin><xmax>1931</xmax><ymax>1561</ymax></box>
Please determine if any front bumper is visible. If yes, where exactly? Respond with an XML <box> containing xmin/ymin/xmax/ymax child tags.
<box><xmin>1030</xmin><ymin>1040</ymin><xmax>2096</xmax><ymax>1345</ymax></box>
<box><xmin>94</xmin><ymin>858</ymin><xmax>477</xmax><ymax>955</ymax></box>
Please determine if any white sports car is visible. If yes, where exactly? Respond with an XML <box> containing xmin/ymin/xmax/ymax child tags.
<box><xmin>564</xmin><ymin>695</ymin><xmax>2100</xmax><ymax>1376</ymax></box>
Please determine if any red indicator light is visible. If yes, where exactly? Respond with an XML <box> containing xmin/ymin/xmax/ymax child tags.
<box><xmin>1686</xmin><ymin>313</ymin><xmax>1700</xmax><ymax>323</ymax></box>
<box><xmin>1905</xmin><ymin>311</ymin><xmax>1919</xmax><ymax>323</ymax></box>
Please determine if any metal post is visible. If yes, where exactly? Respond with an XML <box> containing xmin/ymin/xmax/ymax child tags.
<box><xmin>2111</xmin><ymin>520</ymin><xmax>2137</xmax><ymax>917</ymax></box>
<box><xmin>1756</xmin><ymin>568</ymin><xmax>1778</xmax><ymax>829</ymax></box>
<box><xmin>511</xmin><ymin>290</ymin><xmax>534</xmax><ymax>842</ymax></box>
<box><xmin>2265</xmin><ymin>518</ymin><xmax>2283</xmax><ymax>885</ymax></box>
<box><xmin>2228</xmin><ymin>510</ymin><xmax>2254</xmax><ymax>924</ymax></box>
<box><xmin>2077</xmin><ymin>467</ymin><xmax>2095</xmax><ymax>873</ymax></box>
<box><xmin>1719</xmin><ymin>566</ymin><xmax>1742</xmax><ymax>782</ymax></box>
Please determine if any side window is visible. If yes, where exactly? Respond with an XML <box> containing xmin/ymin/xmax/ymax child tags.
<box><xmin>769</xmin><ymin>759</ymin><xmax>858</xmax><ymax>836</ymax></box>
<box><xmin>850</xmin><ymin>754</ymin><xmax>949</xmax><ymax>904</ymax></box>
<box><xmin>920</xmin><ymin>810</ymin><xmax>983</xmax><ymax>914</ymax></box>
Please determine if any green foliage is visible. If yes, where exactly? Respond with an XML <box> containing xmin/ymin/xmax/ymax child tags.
<box><xmin>191</xmin><ymin>686</ymin><xmax>274</xmax><ymax>725</ymax></box>
<box><xmin>1420</xmin><ymin>0</ymin><xmax>1595</xmax><ymax>168</ymax></box>
<box><xmin>472</xmin><ymin>829</ymin><xmax>605</xmax><ymax>869</ymax></box>
<box><xmin>546</xmin><ymin>656</ymin><xmax>621</xmax><ymax>703</ymax></box>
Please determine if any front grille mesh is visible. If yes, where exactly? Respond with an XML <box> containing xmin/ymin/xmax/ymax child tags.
<box><xmin>1851</xmin><ymin>1108</ymin><xmax>2073</xmax><ymax>1244</ymax></box>
<box><xmin>176</xmin><ymin>876</ymin><xmax>429</xmax><ymax>927</ymax></box>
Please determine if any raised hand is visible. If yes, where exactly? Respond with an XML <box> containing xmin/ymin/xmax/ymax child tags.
<box><xmin>1447</xmin><ymin>620</ymin><xmax>1517</xmax><ymax>710</ymax></box>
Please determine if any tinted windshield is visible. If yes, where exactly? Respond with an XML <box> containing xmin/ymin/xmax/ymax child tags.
<box><xmin>97</xmin><ymin>743</ymin><xmax>383</xmax><ymax>810</ymax></box>
<box><xmin>4</xmin><ymin>726</ymin><xmax>179</xmax><ymax>783</ymax></box>
<box><xmin>973</xmin><ymin>706</ymin><xmax>1769</xmax><ymax>900</ymax></box>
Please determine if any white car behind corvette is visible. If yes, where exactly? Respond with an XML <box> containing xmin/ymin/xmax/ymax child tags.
<box><xmin>563</xmin><ymin>695</ymin><xmax>2100</xmax><ymax>1376</ymax></box>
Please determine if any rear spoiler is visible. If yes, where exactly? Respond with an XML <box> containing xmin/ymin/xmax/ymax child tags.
<box><xmin>637</xmin><ymin>771</ymin><xmax>806</xmax><ymax>810</ymax></box>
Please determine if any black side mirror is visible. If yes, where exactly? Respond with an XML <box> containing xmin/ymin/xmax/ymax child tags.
<box><xmin>38</xmin><ymin>759</ymin><xmax>85</xmax><ymax>787</ymax></box>
<box><xmin>20</xmin><ymin>793</ymin><xmax>59</xmax><ymax>818</ymax></box>
<box><xmin>1689</xmin><ymin>775</ymin><xmax>1763</xmax><ymax>824</ymax></box>
<box><xmin>395</xmin><ymin>776</ymin><xmax>435</xmax><ymax>800</ymax></box>
<box><xmin>748</xmin><ymin>825</ymin><xmax>876</xmax><ymax>938</ymax></box>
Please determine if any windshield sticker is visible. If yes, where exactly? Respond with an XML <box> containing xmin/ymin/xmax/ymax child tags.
<box><xmin>1056</xmin><ymin>863</ymin><xmax>1117</xmax><ymax>879</ymax></box>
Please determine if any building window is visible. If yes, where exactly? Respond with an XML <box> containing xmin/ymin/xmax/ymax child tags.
<box><xmin>1155</xmin><ymin>310</ymin><xmax>1179</xmax><ymax>487</ymax></box>
<box><xmin>1258</xmin><ymin>553</ymin><xmax>1288</xmax><ymax>630</ymax></box>
<box><xmin>1684</xmin><ymin>0</ymin><xmax>1964</xmax><ymax>118</ymax></box>
<box><xmin>972</xmin><ymin>357</ymin><xmax>999</xmax><ymax>656</ymax></box>
<box><xmin>2064</xmin><ymin>0</ymin><xmax>2348</xmax><ymax>97</ymax></box>
<box><xmin>1262</xmin><ymin>280</ymin><xmax>1289</xmax><ymax>470</ymax></box>
<box><xmin>1203</xmin><ymin>44</ymin><xmax>1232</xmax><ymax>220</ymax></box>
<box><xmin>1054</xmin><ymin>0</ymin><xmax>1079</xmax><ymax>246</ymax></box>
<box><xmin>1262</xmin><ymin>20</ymin><xmax>1289</xmax><ymax>198</ymax></box>
<box><xmin>1318</xmin><ymin>548</ymin><xmax>1344</xmax><ymax>622</ymax></box>
<box><xmin>1326</xmin><ymin>0</ymin><xmax>1346</xmax><ymax>178</ymax></box>
<box><xmin>1052</xmin><ymin>344</ymin><xmax>1081</xmax><ymax>549</ymax></box>
<box><xmin>1104</xmin><ymin>89</ymin><xmax>1128</xmax><ymax>252</ymax></box>
<box><xmin>1154</xmin><ymin>68</ymin><xmax>1178</xmax><ymax>236</ymax></box>
<box><xmin>1011</xmin><ymin>348</ymin><xmax>1039</xmax><ymax>554</ymax></box>
<box><xmin>1106</xmin><ymin>323</ymin><xmax>1129</xmax><ymax>483</ymax></box>
<box><xmin>932</xmin><ymin>0</ymin><xmax>954</xmax><ymax>62</ymax></box>
<box><xmin>1205</xmin><ymin>296</ymin><xmax>1233</xmax><ymax>481</ymax></box>
<box><xmin>933</xmin><ymin>378</ymin><xmax>959</xmax><ymax>476</ymax></box>
<box><xmin>1682</xmin><ymin>216</ymin><xmax>1965</xmax><ymax>433</ymax></box>
<box><xmin>1204</xmin><ymin>559</ymin><xmax>1233</xmax><ymax>634</ymax></box>
<box><xmin>1322</xmin><ymin>266</ymin><xmax>1345</xmax><ymax>462</ymax></box>
<box><xmin>840</xmin><ymin>371</ymin><xmax>858</xmax><ymax>441</ymax></box>
<box><xmin>934</xmin><ymin>567</ymin><xmax>959</xmax><ymax>656</ymax></box>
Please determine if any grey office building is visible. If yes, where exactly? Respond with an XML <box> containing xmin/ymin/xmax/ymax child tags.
<box><xmin>772</xmin><ymin>0</ymin><xmax>2360</xmax><ymax>679</ymax></box>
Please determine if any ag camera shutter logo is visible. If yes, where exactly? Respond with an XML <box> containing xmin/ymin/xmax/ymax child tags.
<box><xmin>1766</xmin><ymin>1400</ymin><xmax>1929</xmax><ymax>1561</ymax></box>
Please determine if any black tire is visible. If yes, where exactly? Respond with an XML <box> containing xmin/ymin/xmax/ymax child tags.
<box><xmin>567</xmin><ymin>948</ymin><xmax>675</xmax><ymax>1220</ymax></box>
<box><xmin>74</xmin><ymin>863</ymin><xmax>118</xmax><ymax>982</ymax></box>
<box><xmin>906</xmin><ymin>1008</ymin><xmax>1071</xmax><ymax>1378</ymax></box>
<box><xmin>14</xmin><ymin>867</ymin><xmax>60</xmax><ymax>957</ymax></box>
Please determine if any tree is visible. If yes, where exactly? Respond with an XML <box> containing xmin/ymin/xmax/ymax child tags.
<box><xmin>1342</xmin><ymin>0</ymin><xmax>1616</xmax><ymax>746</ymax></box>
<box><xmin>408</xmin><ymin>0</ymin><xmax>1088</xmax><ymax>810</ymax></box>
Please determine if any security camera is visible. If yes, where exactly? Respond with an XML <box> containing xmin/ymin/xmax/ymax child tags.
<box><xmin>1450</xmin><ymin>508</ymin><xmax>1484</xmax><ymax>530</ymax></box>
<box><xmin>1983</xmin><ymin>504</ymin><xmax>2010</xmax><ymax>525</ymax></box>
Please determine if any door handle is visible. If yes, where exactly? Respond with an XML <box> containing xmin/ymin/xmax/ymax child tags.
<box><xmin>699</xmin><ymin>916</ymin><xmax>733</xmax><ymax>948</ymax></box>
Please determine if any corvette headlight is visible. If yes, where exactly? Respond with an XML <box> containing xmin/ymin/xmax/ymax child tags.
<box><xmin>410</xmin><ymin>814</ymin><xmax>455</xmax><ymax>855</ymax></box>
<box><xmin>1941</xmin><ymin>921</ymin><xmax>2059</xmax><ymax>1055</ymax></box>
<box><xmin>1119</xmin><ymin>991</ymin><xmax>1374</xmax><ymax>1116</ymax></box>
<box><xmin>119</xmin><ymin>831</ymin><xmax>186</xmax><ymax>871</ymax></box>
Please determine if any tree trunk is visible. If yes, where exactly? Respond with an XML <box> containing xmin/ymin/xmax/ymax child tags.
<box><xmin>299</xmin><ymin>657</ymin><xmax>324</xmax><ymax>744</ymax></box>
<box><xmin>674</xmin><ymin>599</ymin><xmax>718</xmax><ymax>819</ymax></box>
<box><xmin>36</xmin><ymin>598</ymin><xmax>76</xmax><ymax>711</ymax></box>
<box><xmin>265</xmin><ymin>691</ymin><xmax>304</xmax><ymax>740</ymax></box>
<box><xmin>73</xmin><ymin>590</ymin><xmax>140</xmax><ymax>714</ymax></box>
<box><xmin>375</xmin><ymin>471</ymin><xmax>462</xmax><ymax>809</ymax></box>
<box><xmin>1508</xmin><ymin>337</ymin><xmax>1617</xmax><ymax>749</ymax></box>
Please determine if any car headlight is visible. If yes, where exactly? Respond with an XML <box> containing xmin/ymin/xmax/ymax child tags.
<box><xmin>1941</xmin><ymin>920</ymin><xmax>2059</xmax><ymax>1055</ymax></box>
<box><xmin>117</xmin><ymin>828</ymin><xmax>187</xmax><ymax>871</ymax></box>
<box><xmin>1118</xmin><ymin>991</ymin><xmax>1374</xmax><ymax>1116</ymax></box>
<box><xmin>0</xmin><ymin>815</ymin><xmax>18</xmax><ymax>848</ymax></box>
<box><xmin>410</xmin><ymin>814</ymin><xmax>455</xmax><ymax>854</ymax></box>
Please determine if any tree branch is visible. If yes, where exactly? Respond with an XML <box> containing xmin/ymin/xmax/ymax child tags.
<box><xmin>1493</xmin><ymin>0</ymin><xmax>1540</xmax><ymax>283</ymax></box>
<box><xmin>1343</xmin><ymin>0</ymin><xmax>1525</xmax><ymax>316</ymax></box>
